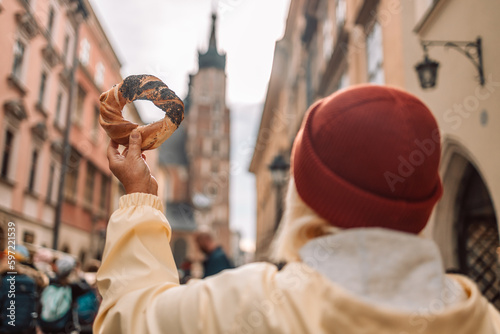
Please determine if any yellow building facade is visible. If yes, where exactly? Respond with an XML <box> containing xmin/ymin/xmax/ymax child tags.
<box><xmin>251</xmin><ymin>0</ymin><xmax>500</xmax><ymax>306</ymax></box>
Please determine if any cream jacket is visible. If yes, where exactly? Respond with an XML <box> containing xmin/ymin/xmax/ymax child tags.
<box><xmin>95</xmin><ymin>193</ymin><xmax>500</xmax><ymax>334</ymax></box>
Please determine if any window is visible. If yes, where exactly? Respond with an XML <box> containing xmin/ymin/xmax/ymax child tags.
<box><xmin>95</xmin><ymin>62</ymin><xmax>105</xmax><ymax>87</ymax></box>
<box><xmin>61</xmin><ymin>244</ymin><xmax>70</xmax><ymax>253</ymax></box>
<box><xmin>206</xmin><ymin>183</ymin><xmax>218</xmax><ymax>197</ymax></box>
<box><xmin>55</xmin><ymin>92</ymin><xmax>63</xmax><ymax>124</ymax></box>
<box><xmin>47</xmin><ymin>7</ymin><xmax>55</xmax><ymax>38</ymax></box>
<box><xmin>23</xmin><ymin>231</ymin><xmax>35</xmax><ymax>244</ymax></box>
<box><xmin>79</xmin><ymin>249</ymin><xmax>86</xmax><ymax>265</ymax></box>
<box><xmin>84</xmin><ymin>162</ymin><xmax>95</xmax><ymax>206</ymax></box>
<box><xmin>100</xmin><ymin>175</ymin><xmax>110</xmax><ymax>211</ymax></box>
<box><xmin>64</xmin><ymin>149</ymin><xmax>80</xmax><ymax>201</ymax></box>
<box><xmin>38</xmin><ymin>71</ymin><xmax>47</xmax><ymax>105</ymax></box>
<box><xmin>1</xmin><ymin>130</ymin><xmax>14</xmax><ymax>179</ymax></box>
<box><xmin>211</xmin><ymin>161</ymin><xmax>218</xmax><ymax>174</ymax></box>
<box><xmin>46</xmin><ymin>162</ymin><xmax>55</xmax><ymax>203</ymax></box>
<box><xmin>335</xmin><ymin>0</ymin><xmax>346</xmax><ymax>29</ymax></box>
<box><xmin>92</xmin><ymin>105</ymin><xmax>100</xmax><ymax>138</ymax></box>
<box><xmin>212</xmin><ymin>121</ymin><xmax>221</xmax><ymax>134</ymax></box>
<box><xmin>12</xmin><ymin>40</ymin><xmax>25</xmax><ymax>79</ymax></box>
<box><xmin>28</xmin><ymin>149</ymin><xmax>39</xmax><ymax>192</ymax></box>
<box><xmin>75</xmin><ymin>85</ymin><xmax>86</xmax><ymax>125</ymax></box>
<box><xmin>212</xmin><ymin>141</ymin><xmax>219</xmax><ymax>155</ymax></box>
<box><xmin>62</xmin><ymin>35</ymin><xmax>70</xmax><ymax>65</ymax></box>
<box><xmin>213</xmin><ymin>101</ymin><xmax>222</xmax><ymax>116</ymax></box>
<box><xmin>366</xmin><ymin>21</ymin><xmax>385</xmax><ymax>84</ymax></box>
<box><xmin>79</xmin><ymin>38</ymin><xmax>90</xmax><ymax>66</ymax></box>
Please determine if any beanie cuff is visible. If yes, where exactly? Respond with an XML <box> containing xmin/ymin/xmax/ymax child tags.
<box><xmin>293</xmin><ymin>106</ymin><xmax>443</xmax><ymax>234</ymax></box>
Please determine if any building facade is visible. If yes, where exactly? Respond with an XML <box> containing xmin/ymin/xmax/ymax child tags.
<box><xmin>0</xmin><ymin>0</ymin><xmax>154</xmax><ymax>264</ymax></box>
<box><xmin>251</xmin><ymin>0</ymin><xmax>500</xmax><ymax>306</ymax></box>
<box><xmin>159</xmin><ymin>13</ymin><xmax>232</xmax><ymax>272</ymax></box>
<box><xmin>402</xmin><ymin>0</ymin><xmax>500</xmax><ymax>307</ymax></box>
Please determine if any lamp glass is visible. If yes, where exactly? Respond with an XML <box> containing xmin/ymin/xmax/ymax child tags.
<box><xmin>269</xmin><ymin>155</ymin><xmax>290</xmax><ymax>187</ymax></box>
<box><xmin>415</xmin><ymin>56</ymin><xmax>439</xmax><ymax>89</ymax></box>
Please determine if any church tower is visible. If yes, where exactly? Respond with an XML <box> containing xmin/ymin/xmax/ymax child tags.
<box><xmin>186</xmin><ymin>13</ymin><xmax>231</xmax><ymax>256</ymax></box>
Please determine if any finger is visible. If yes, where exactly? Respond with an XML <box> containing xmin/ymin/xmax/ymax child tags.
<box><xmin>128</xmin><ymin>129</ymin><xmax>142</xmax><ymax>157</ymax></box>
<box><xmin>107</xmin><ymin>140</ymin><xmax>120</xmax><ymax>163</ymax></box>
<box><xmin>122</xmin><ymin>147</ymin><xmax>129</xmax><ymax>157</ymax></box>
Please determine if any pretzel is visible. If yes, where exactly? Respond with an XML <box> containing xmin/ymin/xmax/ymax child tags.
<box><xmin>99</xmin><ymin>74</ymin><xmax>184</xmax><ymax>150</ymax></box>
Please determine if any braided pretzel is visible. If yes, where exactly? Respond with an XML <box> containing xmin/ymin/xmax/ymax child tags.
<box><xmin>99</xmin><ymin>74</ymin><xmax>184</xmax><ymax>150</ymax></box>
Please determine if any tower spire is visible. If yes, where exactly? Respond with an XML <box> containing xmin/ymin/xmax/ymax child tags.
<box><xmin>198</xmin><ymin>12</ymin><xmax>226</xmax><ymax>70</ymax></box>
<box><xmin>209</xmin><ymin>12</ymin><xmax>217</xmax><ymax>50</ymax></box>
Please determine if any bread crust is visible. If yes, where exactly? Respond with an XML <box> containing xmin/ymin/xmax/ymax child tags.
<box><xmin>99</xmin><ymin>74</ymin><xmax>184</xmax><ymax>150</ymax></box>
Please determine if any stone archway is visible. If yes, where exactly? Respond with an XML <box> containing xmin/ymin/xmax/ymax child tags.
<box><xmin>433</xmin><ymin>147</ymin><xmax>470</xmax><ymax>269</ymax></box>
<box><xmin>456</xmin><ymin>164</ymin><xmax>500</xmax><ymax>307</ymax></box>
<box><xmin>433</xmin><ymin>142</ymin><xmax>500</xmax><ymax>307</ymax></box>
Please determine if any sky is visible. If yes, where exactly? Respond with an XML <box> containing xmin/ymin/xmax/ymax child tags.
<box><xmin>89</xmin><ymin>0</ymin><xmax>291</xmax><ymax>250</ymax></box>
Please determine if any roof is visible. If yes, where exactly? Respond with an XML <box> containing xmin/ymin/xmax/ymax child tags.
<box><xmin>198</xmin><ymin>13</ymin><xmax>226</xmax><ymax>70</ymax></box>
<box><xmin>158</xmin><ymin>123</ymin><xmax>189</xmax><ymax>166</ymax></box>
<box><xmin>165</xmin><ymin>202</ymin><xmax>197</xmax><ymax>231</ymax></box>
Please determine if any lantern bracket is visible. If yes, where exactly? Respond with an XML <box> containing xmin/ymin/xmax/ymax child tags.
<box><xmin>419</xmin><ymin>37</ymin><xmax>484</xmax><ymax>86</ymax></box>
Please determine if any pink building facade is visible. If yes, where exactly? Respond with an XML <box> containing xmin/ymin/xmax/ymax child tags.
<box><xmin>0</xmin><ymin>0</ymin><xmax>151</xmax><ymax>263</ymax></box>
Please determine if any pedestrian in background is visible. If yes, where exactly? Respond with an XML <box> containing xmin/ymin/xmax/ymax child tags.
<box><xmin>195</xmin><ymin>230</ymin><xmax>233</xmax><ymax>278</ymax></box>
<box><xmin>39</xmin><ymin>256</ymin><xmax>91</xmax><ymax>334</ymax></box>
<box><xmin>0</xmin><ymin>245</ymin><xmax>48</xmax><ymax>334</ymax></box>
<box><xmin>95</xmin><ymin>85</ymin><xmax>500</xmax><ymax>333</ymax></box>
<box><xmin>33</xmin><ymin>248</ymin><xmax>56</xmax><ymax>279</ymax></box>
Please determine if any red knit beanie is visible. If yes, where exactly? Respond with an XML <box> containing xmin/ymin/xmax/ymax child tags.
<box><xmin>292</xmin><ymin>85</ymin><xmax>443</xmax><ymax>234</ymax></box>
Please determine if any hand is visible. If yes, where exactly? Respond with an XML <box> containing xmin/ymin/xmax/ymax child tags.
<box><xmin>107</xmin><ymin>129</ymin><xmax>158</xmax><ymax>196</ymax></box>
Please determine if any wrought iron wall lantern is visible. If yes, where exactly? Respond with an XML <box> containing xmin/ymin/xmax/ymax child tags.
<box><xmin>269</xmin><ymin>154</ymin><xmax>290</xmax><ymax>231</ymax></box>
<box><xmin>415</xmin><ymin>37</ymin><xmax>484</xmax><ymax>89</ymax></box>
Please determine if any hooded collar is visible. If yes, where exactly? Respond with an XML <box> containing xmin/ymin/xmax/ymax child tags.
<box><xmin>299</xmin><ymin>228</ymin><xmax>466</xmax><ymax>312</ymax></box>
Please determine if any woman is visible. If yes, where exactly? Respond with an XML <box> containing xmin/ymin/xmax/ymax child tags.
<box><xmin>95</xmin><ymin>85</ymin><xmax>500</xmax><ymax>333</ymax></box>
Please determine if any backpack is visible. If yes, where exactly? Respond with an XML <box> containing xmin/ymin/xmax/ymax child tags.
<box><xmin>0</xmin><ymin>273</ymin><xmax>38</xmax><ymax>333</ymax></box>
<box><xmin>75</xmin><ymin>289</ymin><xmax>100</xmax><ymax>332</ymax></box>
<box><xmin>39</xmin><ymin>284</ymin><xmax>73</xmax><ymax>333</ymax></box>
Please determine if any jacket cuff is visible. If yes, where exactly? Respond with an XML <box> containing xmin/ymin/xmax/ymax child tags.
<box><xmin>119</xmin><ymin>193</ymin><xmax>164</xmax><ymax>212</ymax></box>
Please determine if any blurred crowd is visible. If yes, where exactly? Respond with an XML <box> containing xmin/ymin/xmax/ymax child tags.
<box><xmin>0</xmin><ymin>245</ymin><xmax>100</xmax><ymax>334</ymax></box>
<box><xmin>0</xmin><ymin>230</ymin><xmax>232</xmax><ymax>334</ymax></box>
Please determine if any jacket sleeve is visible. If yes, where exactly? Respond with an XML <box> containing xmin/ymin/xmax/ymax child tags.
<box><xmin>94</xmin><ymin>193</ymin><xmax>180</xmax><ymax>334</ymax></box>
<box><xmin>93</xmin><ymin>193</ymin><xmax>284</xmax><ymax>334</ymax></box>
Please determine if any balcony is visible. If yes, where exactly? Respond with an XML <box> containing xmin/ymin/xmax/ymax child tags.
<box><xmin>59</xmin><ymin>67</ymin><xmax>71</xmax><ymax>87</ymax></box>
<box><xmin>7</xmin><ymin>74</ymin><xmax>27</xmax><ymax>96</ymax></box>
<box><xmin>3</xmin><ymin>99</ymin><xmax>27</xmax><ymax>121</ymax></box>
<box><xmin>15</xmin><ymin>11</ymin><xmax>39</xmax><ymax>40</ymax></box>
<box><xmin>41</xmin><ymin>44</ymin><xmax>61</xmax><ymax>68</ymax></box>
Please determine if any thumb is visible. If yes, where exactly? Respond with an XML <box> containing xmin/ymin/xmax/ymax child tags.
<box><xmin>128</xmin><ymin>129</ymin><xmax>142</xmax><ymax>156</ymax></box>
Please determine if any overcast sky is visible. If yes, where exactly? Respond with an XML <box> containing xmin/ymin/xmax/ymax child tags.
<box><xmin>89</xmin><ymin>0</ymin><xmax>291</xmax><ymax>250</ymax></box>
